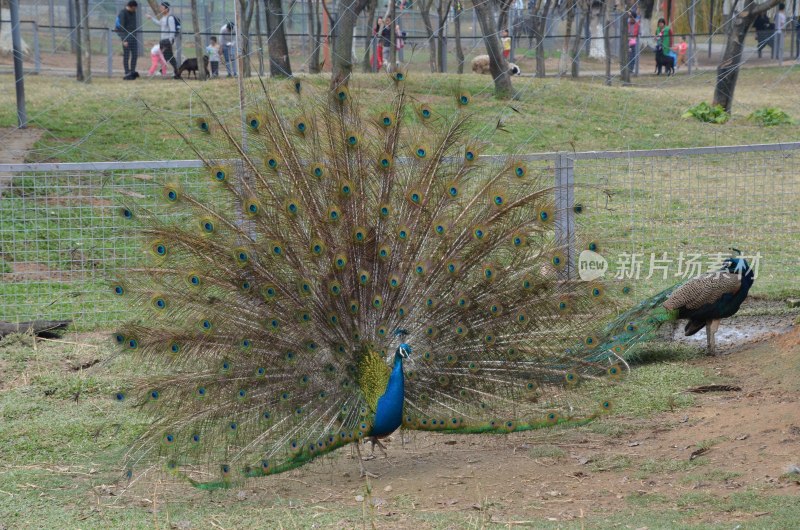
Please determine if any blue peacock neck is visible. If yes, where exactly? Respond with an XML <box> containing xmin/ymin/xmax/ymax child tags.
<box><xmin>369</xmin><ymin>350</ymin><xmax>405</xmax><ymax>438</ymax></box>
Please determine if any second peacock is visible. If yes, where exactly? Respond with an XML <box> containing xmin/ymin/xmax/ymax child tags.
<box><xmin>111</xmin><ymin>77</ymin><xmax>627</xmax><ymax>487</ymax></box>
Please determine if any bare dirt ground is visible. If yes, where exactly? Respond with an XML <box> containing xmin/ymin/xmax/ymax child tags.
<box><xmin>105</xmin><ymin>320</ymin><xmax>799</xmax><ymax>528</ymax></box>
<box><xmin>0</xmin><ymin>126</ymin><xmax>43</xmax><ymax>194</ymax></box>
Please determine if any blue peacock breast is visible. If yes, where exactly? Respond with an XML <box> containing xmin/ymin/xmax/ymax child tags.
<box><xmin>369</xmin><ymin>357</ymin><xmax>405</xmax><ymax>437</ymax></box>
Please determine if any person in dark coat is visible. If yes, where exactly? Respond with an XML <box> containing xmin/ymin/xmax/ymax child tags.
<box><xmin>116</xmin><ymin>0</ymin><xmax>140</xmax><ymax>79</ymax></box>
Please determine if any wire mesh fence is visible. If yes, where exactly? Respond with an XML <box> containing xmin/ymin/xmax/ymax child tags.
<box><xmin>1</xmin><ymin>142</ymin><xmax>799</xmax><ymax>331</ymax></box>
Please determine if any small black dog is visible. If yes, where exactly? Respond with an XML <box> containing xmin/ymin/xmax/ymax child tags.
<box><xmin>177</xmin><ymin>56</ymin><xmax>210</xmax><ymax>79</ymax></box>
<box><xmin>654</xmin><ymin>45</ymin><xmax>675</xmax><ymax>76</ymax></box>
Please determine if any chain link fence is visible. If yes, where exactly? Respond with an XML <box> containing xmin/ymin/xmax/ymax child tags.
<box><xmin>1</xmin><ymin>142</ymin><xmax>799</xmax><ymax>330</ymax></box>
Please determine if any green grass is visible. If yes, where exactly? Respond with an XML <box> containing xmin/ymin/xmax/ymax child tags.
<box><xmin>0</xmin><ymin>334</ymin><xmax>730</xmax><ymax>528</ymax></box>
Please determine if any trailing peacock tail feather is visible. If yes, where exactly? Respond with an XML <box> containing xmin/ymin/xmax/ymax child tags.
<box><xmin>580</xmin><ymin>286</ymin><xmax>681</xmax><ymax>362</ymax></box>
<box><xmin>111</xmin><ymin>77</ymin><xmax>628</xmax><ymax>488</ymax></box>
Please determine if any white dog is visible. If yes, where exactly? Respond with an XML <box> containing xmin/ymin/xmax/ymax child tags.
<box><xmin>471</xmin><ymin>55</ymin><xmax>521</xmax><ymax>76</ymax></box>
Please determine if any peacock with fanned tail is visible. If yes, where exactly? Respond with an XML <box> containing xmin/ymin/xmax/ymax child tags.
<box><xmin>111</xmin><ymin>77</ymin><xmax>628</xmax><ymax>487</ymax></box>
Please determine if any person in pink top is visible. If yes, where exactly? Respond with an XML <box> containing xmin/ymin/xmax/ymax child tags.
<box><xmin>673</xmin><ymin>36</ymin><xmax>688</xmax><ymax>67</ymax></box>
<box><xmin>147</xmin><ymin>42</ymin><xmax>168</xmax><ymax>77</ymax></box>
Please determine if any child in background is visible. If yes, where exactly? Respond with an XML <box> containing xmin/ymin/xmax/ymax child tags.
<box><xmin>501</xmin><ymin>29</ymin><xmax>511</xmax><ymax>59</ymax></box>
<box><xmin>147</xmin><ymin>42</ymin><xmax>168</xmax><ymax>77</ymax></box>
<box><xmin>206</xmin><ymin>37</ymin><xmax>221</xmax><ymax>78</ymax></box>
<box><xmin>674</xmin><ymin>36</ymin><xmax>688</xmax><ymax>67</ymax></box>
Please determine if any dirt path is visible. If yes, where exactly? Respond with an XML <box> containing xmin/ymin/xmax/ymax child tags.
<box><xmin>0</xmin><ymin>126</ymin><xmax>43</xmax><ymax>194</ymax></box>
<box><xmin>142</xmin><ymin>325</ymin><xmax>797</xmax><ymax>527</ymax></box>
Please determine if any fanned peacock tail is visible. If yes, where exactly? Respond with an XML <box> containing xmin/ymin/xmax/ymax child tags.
<box><xmin>111</xmin><ymin>77</ymin><xmax>627</xmax><ymax>488</ymax></box>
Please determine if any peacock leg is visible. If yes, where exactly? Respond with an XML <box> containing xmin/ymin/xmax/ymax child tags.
<box><xmin>708</xmin><ymin>319</ymin><xmax>720</xmax><ymax>355</ymax></box>
<box><xmin>354</xmin><ymin>441</ymin><xmax>379</xmax><ymax>478</ymax></box>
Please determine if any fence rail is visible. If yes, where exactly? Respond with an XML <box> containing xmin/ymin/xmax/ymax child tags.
<box><xmin>1</xmin><ymin>142</ymin><xmax>799</xmax><ymax>330</ymax></box>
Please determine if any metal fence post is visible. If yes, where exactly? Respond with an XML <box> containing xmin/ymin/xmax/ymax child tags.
<box><xmin>555</xmin><ymin>154</ymin><xmax>575</xmax><ymax>281</ymax></box>
<box><xmin>32</xmin><ymin>22</ymin><xmax>41</xmax><ymax>74</ymax></box>
<box><xmin>107</xmin><ymin>28</ymin><xmax>113</xmax><ymax>77</ymax></box>
<box><xmin>49</xmin><ymin>0</ymin><xmax>56</xmax><ymax>51</ymax></box>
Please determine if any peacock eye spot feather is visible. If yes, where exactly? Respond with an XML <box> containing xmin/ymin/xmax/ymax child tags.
<box><xmin>540</xmin><ymin>211</ymin><xmax>549</xmax><ymax>221</ymax></box>
<box><xmin>197</xmin><ymin>387</ymin><xmax>206</xmax><ymax>396</ymax></box>
<box><xmin>422</xmin><ymin>109</ymin><xmax>431</xmax><ymax>117</ymax></box>
<box><xmin>150</xmin><ymin>390</ymin><xmax>159</xmax><ymax>400</ymax></box>
<box><xmin>515</xmin><ymin>166</ymin><xmax>525</xmax><ymax>177</ymax></box>
<box><xmin>128</xmin><ymin>339</ymin><xmax>138</xmax><ymax>349</ymax></box>
<box><xmin>215</xmin><ymin>170</ymin><xmax>225</xmax><ymax>181</ymax></box>
<box><xmin>113</xmin><ymin>285</ymin><xmax>124</xmax><ymax>295</ymax></box>
<box><xmin>416</xmin><ymin>149</ymin><xmax>426</xmax><ymax>158</ymax></box>
<box><xmin>115</xmin><ymin>392</ymin><xmax>125</xmax><ymax>401</ymax></box>
<box><xmin>193</xmin><ymin>434</ymin><xmax>200</xmax><ymax>442</ymax></box>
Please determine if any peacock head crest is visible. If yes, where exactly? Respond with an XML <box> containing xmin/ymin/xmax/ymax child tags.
<box><xmin>393</xmin><ymin>329</ymin><xmax>412</xmax><ymax>359</ymax></box>
<box><xmin>723</xmin><ymin>248</ymin><xmax>752</xmax><ymax>278</ymax></box>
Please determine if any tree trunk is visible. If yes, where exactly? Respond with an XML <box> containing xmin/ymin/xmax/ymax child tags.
<box><xmin>240</xmin><ymin>0</ymin><xmax>255</xmax><ymax>77</ymax></box>
<box><xmin>418</xmin><ymin>0</ymin><xmax>437</xmax><ymax>72</ymax></box>
<box><xmin>436</xmin><ymin>0</ymin><xmax>452</xmax><ymax>72</ymax></box>
<box><xmin>81</xmin><ymin>0</ymin><xmax>91</xmax><ymax>82</ymax></box>
<box><xmin>534</xmin><ymin>0</ymin><xmax>553</xmax><ymax>77</ymax></box>
<box><xmin>570</xmin><ymin>0</ymin><xmax>588</xmax><ymax>78</ymax></box>
<box><xmin>619</xmin><ymin>3</ymin><xmax>629</xmax><ymax>83</ymax></box>
<box><xmin>712</xmin><ymin>0</ymin><xmax>779</xmax><ymax>112</ymax></box>
<box><xmin>264</xmin><ymin>0</ymin><xmax>292</xmax><ymax>77</ymax></box>
<box><xmin>329</xmin><ymin>0</ymin><xmax>369</xmax><ymax>87</ymax></box>
<box><xmin>389</xmin><ymin>0</ymin><xmax>396</xmax><ymax>71</ymax></box>
<box><xmin>74</xmin><ymin>0</ymin><xmax>83</xmax><ymax>81</ymax></box>
<box><xmin>190</xmin><ymin>0</ymin><xmax>207</xmax><ymax>80</ymax></box>
<box><xmin>454</xmin><ymin>2</ymin><xmax>464</xmax><ymax>73</ymax></box>
<box><xmin>255</xmin><ymin>0</ymin><xmax>265</xmax><ymax>75</ymax></box>
<box><xmin>559</xmin><ymin>0</ymin><xmax>575</xmax><ymax>75</ymax></box>
<box><xmin>362</xmin><ymin>1</ymin><xmax>376</xmax><ymax>72</ymax></box>
<box><xmin>496</xmin><ymin>0</ymin><xmax>513</xmax><ymax>32</ymax></box>
<box><xmin>309</xmin><ymin>0</ymin><xmax>322</xmax><ymax>73</ymax></box>
<box><xmin>473</xmin><ymin>0</ymin><xmax>513</xmax><ymax>98</ymax></box>
<box><xmin>603</xmin><ymin>0</ymin><xmax>611</xmax><ymax>85</ymax></box>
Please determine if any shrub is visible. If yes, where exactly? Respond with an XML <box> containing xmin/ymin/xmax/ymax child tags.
<box><xmin>747</xmin><ymin>107</ymin><xmax>793</xmax><ymax>126</ymax></box>
<box><xmin>682</xmin><ymin>102</ymin><xmax>730</xmax><ymax>124</ymax></box>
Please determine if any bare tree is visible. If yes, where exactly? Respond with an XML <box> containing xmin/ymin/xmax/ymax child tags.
<box><xmin>255</xmin><ymin>0</ymin><xmax>265</xmax><ymax>75</ymax></box>
<box><xmin>453</xmin><ymin>0</ymin><xmax>465</xmax><ymax>73</ymax></box>
<box><xmin>603</xmin><ymin>0</ymin><xmax>611</xmax><ymax>85</ymax></box>
<box><xmin>418</xmin><ymin>0</ymin><xmax>437</xmax><ymax>72</ymax></box>
<box><xmin>81</xmin><ymin>0</ymin><xmax>91</xmax><ymax>82</ymax></box>
<box><xmin>713</xmin><ymin>0</ymin><xmax>780</xmax><ymax>112</ymax></box>
<box><xmin>73</xmin><ymin>0</ymin><xmax>83</xmax><ymax>81</ymax></box>
<box><xmin>570</xmin><ymin>0</ymin><xmax>589</xmax><ymax>78</ymax></box>
<box><xmin>619</xmin><ymin>2</ymin><xmax>629</xmax><ymax>84</ymax></box>
<box><xmin>559</xmin><ymin>0</ymin><xmax>575</xmax><ymax>75</ymax></box>
<box><xmin>264</xmin><ymin>0</ymin><xmax>292</xmax><ymax>77</ymax></box>
<box><xmin>240</xmin><ymin>0</ymin><xmax>256</xmax><ymax>77</ymax></box>
<box><xmin>308</xmin><ymin>0</ymin><xmax>322</xmax><ymax>73</ymax></box>
<box><xmin>436</xmin><ymin>0</ymin><xmax>453</xmax><ymax>72</ymax></box>
<box><xmin>529</xmin><ymin>0</ymin><xmax>553</xmax><ymax>77</ymax></box>
<box><xmin>362</xmin><ymin>0</ymin><xmax>377</xmax><ymax>72</ymax></box>
<box><xmin>473</xmin><ymin>0</ymin><xmax>513</xmax><ymax>98</ymax></box>
<box><xmin>496</xmin><ymin>0</ymin><xmax>513</xmax><ymax>32</ymax></box>
<box><xmin>191</xmin><ymin>0</ymin><xmax>207</xmax><ymax>80</ymax></box>
<box><xmin>329</xmin><ymin>0</ymin><xmax>371</xmax><ymax>87</ymax></box>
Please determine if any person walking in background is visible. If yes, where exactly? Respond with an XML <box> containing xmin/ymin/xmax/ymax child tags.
<box><xmin>501</xmin><ymin>29</ymin><xmax>511</xmax><ymax>59</ymax></box>
<box><xmin>626</xmin><ymin>10</ymin><xmax>640</xmax><ymax>73</ymax></box>
<box><xmin>220</xmin><ymin>22</ymin><xmax>237</xmax><ymax>77</ymax></box>
<box><xmin>115</xmin><ymin>0</ymin><xmax>139</xmax><ymax>80</ymax></box>
<box><xmin>655</xmin><ymin>18</ymin><xmax>677</xmax><ymax>67</ymax></box>
<box><xmin>206</xmin><ymin>36</ymin><xmax>221</xmax><ymax>78</ymax></box>
<box><xmin>147</xmin><ymin>41</ymin><xmax>168</xmax><ymax>77</ymax></box>
<box><xmin>773</xmin><ymin>3</ymin><xmax>786</xmax><ymax>62</ymax></box>
<box><xmin>381</xmin><ymin>16</ymin><xmax>393</xmax><ymax>71</ymax></box>
<box><xmin>145</xmin><ymin>1</ymin><xmax>179</xmax><ymax>79</ymax></box>
<box><xmin>373</xmin><ymin>17</ymin><xmax>384</xmax><ymax>70</ymax></box>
